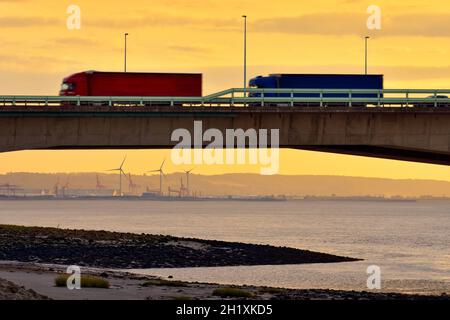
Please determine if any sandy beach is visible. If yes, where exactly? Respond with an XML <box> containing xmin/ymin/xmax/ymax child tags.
<box><xmin>2</xmin><ymin>262</ymin><xmax>449</xmax><ymax>300</ymax></box>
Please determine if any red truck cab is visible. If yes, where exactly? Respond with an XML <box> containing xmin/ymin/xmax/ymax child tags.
<box><xmin>60</xmin><ymin>72</ymin><xmax>88</xmax><ymax>96</ymax></box>
<box><xmin>59</xmin><ymin>71</ymin><xmax>202</xmax><ymax>97</ymax></box>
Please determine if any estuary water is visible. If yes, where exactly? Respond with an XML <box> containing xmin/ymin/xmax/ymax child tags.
<box><xmin>0</xmin><ymin>199</ymin><xmax>448</xmax><ymax>295</ymax></box>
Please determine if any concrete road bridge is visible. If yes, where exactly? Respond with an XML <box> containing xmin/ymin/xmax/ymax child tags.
<box><xmin>0</xmin><ymin>88</ymin><xmax>449</xmax><ymax>165</ymax></box>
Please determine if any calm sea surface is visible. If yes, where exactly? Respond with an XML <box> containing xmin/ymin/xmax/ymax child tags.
<box><xmin>0</xmin><ymin>199</ymin><xmax>449</xmax><ymax>295</ymax></box>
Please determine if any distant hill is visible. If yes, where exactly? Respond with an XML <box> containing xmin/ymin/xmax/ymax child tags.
<box><xmin>1</xmin><ymin>172</ymin><xmax>450</xmax><ymax>198</ymax></box>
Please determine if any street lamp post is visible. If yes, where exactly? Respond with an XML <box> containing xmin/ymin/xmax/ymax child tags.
<box><xmin>124</xmin><ymin>33</ymin><xmax>129</xmax><ymax>72</ymax></box>
<box><xmin>365</xmin><ymin>36</ymin><xmax>370</xmax><ymax>75</ymax></box>
<box><xmin>242</xmin><ymin>15</ymin><xmax>247</xmax><ymax>98</ymax></box>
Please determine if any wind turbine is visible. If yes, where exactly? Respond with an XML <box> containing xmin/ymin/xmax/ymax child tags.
<box><xmin>148</xmin><ymin>159</ymin><xmax>166</xmax><ymax>196</ymax></box>
<box><xmin>184</xmin><ymin>168</ymin><xmax>194</xmax><ymax>197</ymax></box>
<box><xmin>108</xmin><ymin>156</ymin><xmax>127</xmax><ymax>196</ymax></box>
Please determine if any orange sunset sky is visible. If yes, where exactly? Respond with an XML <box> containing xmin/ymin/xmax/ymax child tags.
<box><xmin>0</xmin><ymin>0</ymin><xmax>449</xmax><ymax>181</ymax></box>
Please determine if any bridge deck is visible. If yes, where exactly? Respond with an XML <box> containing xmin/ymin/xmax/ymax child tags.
<box><xmin>1</xmin><ymin>88</ymin><xmax>450</xmax><ymax>110</ymax></box>
<box><xmin>1</xmin><ymin>105</ymin><xmax>450</xmax><ymax>117</ymax></box>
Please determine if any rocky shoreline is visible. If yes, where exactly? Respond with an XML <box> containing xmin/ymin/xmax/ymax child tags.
<box><xmin>0</xmin><ymin>225</ymin><xmax>358</xmax><ymax>269</ymax></box>
<box><xmin>0</xmin><ymin>277</ymin><xmax>49</xmax><ymax>300</ymax></box>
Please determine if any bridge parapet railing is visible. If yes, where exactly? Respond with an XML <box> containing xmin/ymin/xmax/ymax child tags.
<box><xmin>1</xmin><ymin>88</ymin><xmax>450</xmax><ymax>108</ymax></box>
<box><xmin>206</xmin><ymin>88</ymin><xmax>450</xmax><ymax>108</ymax></box>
